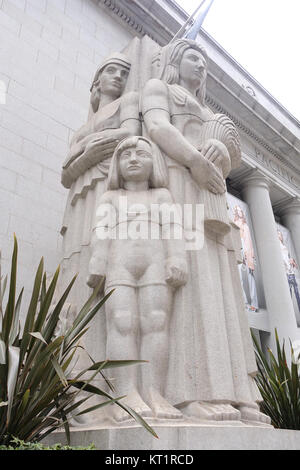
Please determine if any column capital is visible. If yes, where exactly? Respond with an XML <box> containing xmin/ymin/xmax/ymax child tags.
<box><xmin>276</xmin><ymin>197</ymin><xmax>300</xmax><ymax>217</ymax></box>
<box><xmin>239</xmin><ymin>169</ymin><xmax>272</xmax><ymax>192</ymax></box>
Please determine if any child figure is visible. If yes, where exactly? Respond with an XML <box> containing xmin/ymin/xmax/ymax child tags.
<box><xmin>87</xmin><ymin>136</ymin><xmax>187</xmax><ymax>421</ymax></box>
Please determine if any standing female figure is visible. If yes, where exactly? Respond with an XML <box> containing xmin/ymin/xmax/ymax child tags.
<box><xmin>142</xmin><ymin>39</ymin><xmax>269</xmax><ymax>423</ymax></box>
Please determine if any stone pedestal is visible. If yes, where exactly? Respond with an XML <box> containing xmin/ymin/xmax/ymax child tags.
<box><xmin>43</xmin><ymin>423</ymin><xmax>300</xmax><ymax>450</ymax></box>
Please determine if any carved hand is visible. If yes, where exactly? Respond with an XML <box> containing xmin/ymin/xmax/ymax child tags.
<box><xmin>87</xmin><ymin>251</ymin><xmax>107</xmax><ymax>289</ymax></box>
<box><xmin>190</xmin><ymin>152</ymin><xmax>226</xmax><ymax>194</ymax></box>
<box><xmin>62</xmin><ymin>133</ymin><xmax>123</xmax><ymax>187</ymax></box>
<box><xmin>84</xmin><ymin>135</ymin><xmax>120</xmax><ymax>157</ymax></box>
<box><xmin>63</xmin><ymin>140</ymin><xmax>86</xmax><ymax>169</ymax></box>
<box><xmin>165</xmin><ymin>257</ymin><xmax>188</xmax><ymax>288</ymax></box>
<box><xmin>201</xmin><ymin>138</ymin><xmax>231</xmax><ymax>176</ymax></box>
<box><xmin>65</xmin><ymin>128</ymin><xmax>131</xmax><ymax>170</ymax></box>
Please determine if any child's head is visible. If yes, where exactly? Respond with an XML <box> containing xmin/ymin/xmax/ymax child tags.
<box><xmin>107</xmin><ymin>136</ymin><xmax>169</xmax><ymax>190</ymax></box>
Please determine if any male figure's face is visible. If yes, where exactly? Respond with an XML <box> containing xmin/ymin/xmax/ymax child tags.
<box><xmin>99</xmin><ymin>63</ymin><xmax>129</xmax><ymax>98</ymax></box>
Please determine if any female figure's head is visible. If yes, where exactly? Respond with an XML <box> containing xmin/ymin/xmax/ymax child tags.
<box><xmin>107</xmin><ymin>136</ymin><xmax>169</xmax><ymax>190</ymax></box>
<box><xmin>153</xmin><ymin>39</ymin><xmax>208</xmax><ymax>105</ymax></box>
<box><xmin>90</xmin><ymin>53</ymin><xmax>131</xmax><ymax>113</ymax></box>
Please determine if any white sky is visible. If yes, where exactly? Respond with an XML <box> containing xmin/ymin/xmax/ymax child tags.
<box><xmin>176</xmin><ymin>0</ymin><xmax>300</xmax><ymax>122</ymax></box>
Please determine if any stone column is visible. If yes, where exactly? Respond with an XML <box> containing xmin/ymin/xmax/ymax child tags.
<box><xmin>241</xmin><ymin>171</ymin><xmax>298</xmax><ymax>348</ymax></box>
<box><xmin>278</xmin><ymin>198</ymin><xmax>300</xmax><ymax>266</ymax></box>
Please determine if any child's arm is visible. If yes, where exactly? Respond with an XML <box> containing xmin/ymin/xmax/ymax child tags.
<box><xmin>158</xmin><ymin>189</ymin><xmax>188</xmax><ymax>288</ymax></box>
<box><xmin>87</xmin><ymin>192</ymin><xmax>114</xmax><ymax>289</ymax></box>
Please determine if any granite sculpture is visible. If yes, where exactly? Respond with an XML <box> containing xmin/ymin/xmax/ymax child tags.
<box><xmin>60</xmin><ymin>38</ymin><xmax>271</xmax><ymax>426</ymax></box>
<box><xmin>141</xmin><ymin>39</ymin><xmax>269</xmax><ymax>423</ymax></box>
<box><xmin>88</xmin><ymin>136</ymin><xmax>187</xmax><ymax>420</ymax></box>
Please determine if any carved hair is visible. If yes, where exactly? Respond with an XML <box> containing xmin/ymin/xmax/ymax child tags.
<box><xmin>107</xmin><ymin>136</ymin><xmax>169</xmax><ymax>190</ymax></box>
<box><xmin>153</xmin><ymin>39</ymin><xmax>208</xmax><ymax>106</ymax></box>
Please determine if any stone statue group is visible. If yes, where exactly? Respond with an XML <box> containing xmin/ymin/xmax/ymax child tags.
<box><xmin>60</xmin><ymin>36</ymin><xmax>270</xmax><ymax>426</ymax></box>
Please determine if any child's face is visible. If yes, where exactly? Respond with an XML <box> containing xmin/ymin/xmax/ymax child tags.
<box><xmin>119</xmin><ymin>140</ymin><xmax>153</xmax><ymax>183</ymax></box>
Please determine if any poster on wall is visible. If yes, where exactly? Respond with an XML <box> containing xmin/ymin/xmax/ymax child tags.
<box><xmin>276</xmin><ymin>223</ymin><xmax>300</xmax><ymax>326</ymax></box>
<box><xmin>227</xmin><ymin>194</ymin><xmax>259</xmax><ymax>312</ymax></box>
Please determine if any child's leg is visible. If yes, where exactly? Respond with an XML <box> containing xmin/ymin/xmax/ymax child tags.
<box><xmin>105</xmin><ymin>285</ymin><xmax>151</xmax><ymax>420</ymax></box>
<box><xmin>139</xmin><ymin>284</ymin><xmax>182</xmax><ymax>419</ymax></box>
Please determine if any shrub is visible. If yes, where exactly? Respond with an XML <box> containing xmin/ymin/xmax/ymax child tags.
<box><xmin>252</xmin><ymin>329</ymin><xmax>300</xmax><ymax>429</ymax></box>
<box><xmin>0</xmin><ymin>236</ymin><xmax>156</xmax><ymax>445</ymax></box>
<box><xmin>0</xmin><ymin>437</ymin><xmax>95</xmax><ymax>450</ymax></box>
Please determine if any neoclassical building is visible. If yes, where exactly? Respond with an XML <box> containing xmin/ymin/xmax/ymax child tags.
<box><xmin>0</xmin><ymin>0</ymin><xmax>299</xmax><ymax>358</ymax></box>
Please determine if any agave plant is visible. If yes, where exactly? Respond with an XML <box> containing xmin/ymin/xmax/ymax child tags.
<box><xmin>0</xmin><ymin>236</ymin><xmax>157</xmax><ymax>445</ymax></box>
<box><xmin>252</xmin><ymin>329</ymin><xmax>300</xmax><ymax>429</ymax></box>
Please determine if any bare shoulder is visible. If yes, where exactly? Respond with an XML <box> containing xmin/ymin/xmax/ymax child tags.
<box><xmin>143</xmin><ymin>78</ymin><xmax>168</xmax><ymax>97</ymax></box>
<box><xmin>121</xmin><ymin>90</ymin><xmax>139</xmax><ymax>107</ymax></box>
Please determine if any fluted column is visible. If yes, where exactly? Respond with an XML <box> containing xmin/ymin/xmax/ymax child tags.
<box><xmin>278</xmin><ymin>198</ymin><xmax>300</xmax><ymax>266</ymax></box>
<box><xmin>241</xmin><ymin>172</ymin><xmax>298</xmax><ymax>347</ymax></box>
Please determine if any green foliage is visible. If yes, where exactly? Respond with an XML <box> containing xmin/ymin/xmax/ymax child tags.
<box><xmin>252</xmin><ymin>329</ymin><xmax>300</xmax><ymax>429</ymax></box>
<box><xmin>0</xmin><ymin>437</ymin><xmax>95</xmax><ymax>450</ymax></box>
<box><xmin>0</xmin><ymin>236</ymin><xmax>157</xmax><ymax>445</ymax></box>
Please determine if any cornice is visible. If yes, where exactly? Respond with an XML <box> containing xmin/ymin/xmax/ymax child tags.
<box><xmin>97</xmin><ymin>0</ymin><xmax>148</xmax><ymax>36</ymax></box>
<box><xmin>97</xmin><ymin>0</ymin><xmax>175</xmax><ymax>43</ymax></box>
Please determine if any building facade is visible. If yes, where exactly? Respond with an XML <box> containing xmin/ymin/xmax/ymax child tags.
<box><xmin>0</xmin><ymin>0</ymin><xmax>300</xmax><ymax>353</ymax></box>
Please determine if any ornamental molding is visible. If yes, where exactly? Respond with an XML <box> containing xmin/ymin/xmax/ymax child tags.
<box><xmin>206</xmin><ymin>93</ymin><xmax>300</xmax><ymax>182</ymax></box>
<box><xmin>98</xmin><ymin>0</ymin><xmax>150</xmax><ymax>37</ymax></box>
<box><xmin>242</xmin><ymin>84</ymin><xmax>256</xmax><ymax>97</ymax></box>
<box><xmin>97</xmin><ymin>0</ymin><xmax>174</xmax><ymax>44</ymax></box>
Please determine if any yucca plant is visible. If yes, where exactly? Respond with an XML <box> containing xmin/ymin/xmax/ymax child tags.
<box><xmin>252</xmin><ymin>329</ymin><xmax>300</xmax><ymax>429</ymax></box>
<box><xmin>0</xmin><ymin>236</ymin><xmax>157</xmax><ymax>446</ymax></box>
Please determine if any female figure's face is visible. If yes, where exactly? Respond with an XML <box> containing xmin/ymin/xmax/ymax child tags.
<box><xmin>179</xmin><ymin>48</ymin><xmax>206</xmax><ymax>89</ymax></box>
<box><xmin>98</xmin><ymin>63</ymin><xmax>129</xmax><ymax>98</ymax></box>
<box><xmin>119</xmin><ymin>140</ymin><xmax>153</xmax><ymax>183</ymax></box>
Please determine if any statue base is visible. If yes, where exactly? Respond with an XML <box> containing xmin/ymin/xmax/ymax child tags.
<box><xmin>42</xmin><ymin>419</ymin><xmax>300</xmax><ymax>450</ymax></box>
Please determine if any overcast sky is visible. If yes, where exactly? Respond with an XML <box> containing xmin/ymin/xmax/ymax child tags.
<box><xmin>177</xmin><ymin>0</ymin><xmax>300</xmax><ymax>122</ymax></box>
